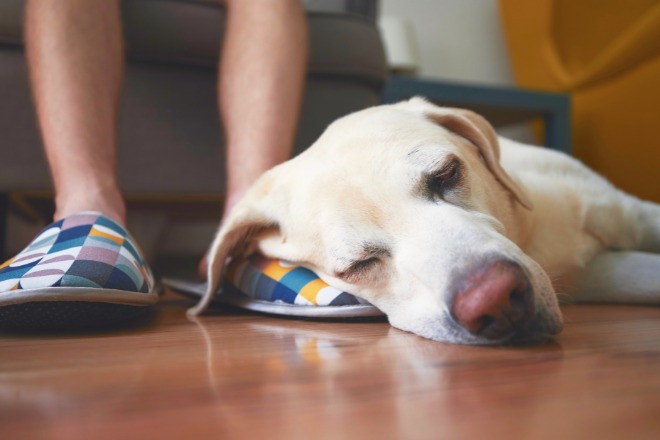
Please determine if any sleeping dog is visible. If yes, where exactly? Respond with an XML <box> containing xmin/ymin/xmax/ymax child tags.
<box><xmin>190</xmin><ymin>98</ymin><xmax>660</xmax><ymax>345</ymax></box>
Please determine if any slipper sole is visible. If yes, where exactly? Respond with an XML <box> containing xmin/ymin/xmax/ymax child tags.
<box><xmin>0</xmin><ymin>288</ymin><xmax>158</xmax><ymax>332</ymax></box>
<box><xmin>0</xmin><ymin>301</ymin><xmax>152</xmax><ymax>332</ymax></box>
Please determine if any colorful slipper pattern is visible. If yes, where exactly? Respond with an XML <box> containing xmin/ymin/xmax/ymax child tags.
<box><xmin>163</xmin><ymin>253</ymin><xmax>384</xmax><ymax>320</ymax></box>
<box><xmin>0</xmin><ymin>212</ymin><xmax>157</xmax><ymax>331</ymax></box>
<box><xmin>226</xmin><ymin>253</ymin><xmax>369</xmax><ymax>306</ymax></box>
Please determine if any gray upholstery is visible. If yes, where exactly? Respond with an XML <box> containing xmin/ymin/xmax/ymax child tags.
<box><xmin>0</xmin><ymin>0</ymin><xmax>386</xmax><ymax>195</ymax></box>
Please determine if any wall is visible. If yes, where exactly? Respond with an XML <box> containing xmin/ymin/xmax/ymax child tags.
<box><xmin>380</xmin><ymin>0</ymin><xmax>533</xmax><ymax>142</ymax></box>
<box><xmin>380</xmin><ymin>0</ymin><xmax>515</xmax><ymax>85</ymax></box>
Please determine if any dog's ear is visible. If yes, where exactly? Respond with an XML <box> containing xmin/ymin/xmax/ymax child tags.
<box><xmin>187</xmin><ymin>174</ymin><xmax>280</xmax><ymax>316</ymax></box>
<box><xmin>412</xmin><ymin>99</ymin><xmax>533</xmax><ymax>210</ymax></box>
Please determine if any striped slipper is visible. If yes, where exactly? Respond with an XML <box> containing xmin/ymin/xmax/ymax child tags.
<box><xmin>0</xmin><ymin>212</ymin><xmax>158</xmax><ymax>331</ymax></box>
<box><xmin>163</xmin><ymin>253</ymin><xmax>384</xmax><ymax>320</ymax></box>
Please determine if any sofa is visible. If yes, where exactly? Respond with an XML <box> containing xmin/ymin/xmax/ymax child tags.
<box><xmin>0</xmin><ymin>0</ymin><xmax>387</xmax><ymax>259</ymax></box>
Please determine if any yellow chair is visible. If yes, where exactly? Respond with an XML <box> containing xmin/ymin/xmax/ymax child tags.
<box><xmin>499</xmin><ymin>0</ymin><xmax>660</xmax><ymax>202</ymax></box>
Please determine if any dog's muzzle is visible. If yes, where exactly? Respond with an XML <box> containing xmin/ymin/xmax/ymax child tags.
<box><xmin>450</xmin><ymin>259</ymin><xmax>534</xmax><ymax>341</ymax></box>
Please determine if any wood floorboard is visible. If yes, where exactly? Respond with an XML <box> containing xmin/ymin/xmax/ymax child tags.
<box><xmin>1</xmin><ymin>292</ymin><xmax>660</xmax><ymax>439</ymax></box>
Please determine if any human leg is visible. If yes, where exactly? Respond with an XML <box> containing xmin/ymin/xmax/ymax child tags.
<box><xmin>0</xmin><ymin>1</ymin><xmax>157</xmax><ymax>331</ymax></box>
<box><xmin>25</xmin><ymin>0</ymin><xmax>126</xmax><ymax>224</ymax></box>
<box><xmin>217</xmin><ymin>0</ymin><xmax>308</xmax><ymax>212</ymax></box>
<box><xmin>198</xmin><ymin>0</ymin><xmax>308</xmax><ymax>278</ymax></box>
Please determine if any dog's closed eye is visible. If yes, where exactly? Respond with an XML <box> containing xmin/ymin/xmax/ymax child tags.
<box><xmin>338</xmin><ymin>257</ymin><xmax>380</xmax><ymax>282</ymax></box>
<box><xmin>335</xmin><ymin>243</ymin><xmax>391</xmax><ymax>282</ymax></box>
<box><xmin>426</xmin><ymin>158</ymin><xmax>461</xmax><ymax>199</ymax></box>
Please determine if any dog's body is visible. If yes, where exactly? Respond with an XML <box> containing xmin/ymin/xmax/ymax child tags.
<box><xmin>191</xmin><ymin>98</ymin><xmax>660</xmax><ymax>345</ymax></box>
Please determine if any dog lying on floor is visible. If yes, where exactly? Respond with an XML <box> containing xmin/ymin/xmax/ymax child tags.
<box><xmin>190</xmin><ymin>98</ymin><xmax>660</xmax><ymax>345</ymax></box>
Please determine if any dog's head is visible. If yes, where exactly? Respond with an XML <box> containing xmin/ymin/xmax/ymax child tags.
<box><xmin>190</xmin><ymin>98</ymin><xmax>563</xmax><ymax>345</ymax></box>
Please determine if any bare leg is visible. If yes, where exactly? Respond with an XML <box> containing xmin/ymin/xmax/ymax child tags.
<box><xmin>218</xmin><ymin>0</ymin><xmax>308</xmax><ymax>211</ymax></box>
<box><xmin>25</xmin><ymin>0</ymin><xmax>126</xmax><ymax>224</ymax></box>
<box><xmin>199</xmin><ymin>0</ymin><xmax>308</xmax><ymax>278</ymax></box>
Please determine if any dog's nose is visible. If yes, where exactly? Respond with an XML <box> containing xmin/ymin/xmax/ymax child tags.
<box><xmin>451</xmin><ymin>260</ymin><xmax>532</xmax><ymax>340</ymax></box>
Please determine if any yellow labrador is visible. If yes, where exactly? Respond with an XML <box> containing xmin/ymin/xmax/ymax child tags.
<box><xmin>190</xmin><ymin>98</ymin><xmax>660</xmax><ymax>345</ymax></box>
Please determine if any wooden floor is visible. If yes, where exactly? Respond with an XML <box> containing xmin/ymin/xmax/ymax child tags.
<box><xmin>2</xmin><ymin>292</ymin><xmax>660</xmax><ymax>439</ymax></box>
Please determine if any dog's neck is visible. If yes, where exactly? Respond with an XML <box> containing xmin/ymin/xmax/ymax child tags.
<box><xmin>504</xmin><ymin>197</ymin><xmax>536</xmax><ymax>252</ymax></box>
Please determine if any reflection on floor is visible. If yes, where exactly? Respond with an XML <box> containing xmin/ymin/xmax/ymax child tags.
<box><xmin>1</xmin><ymin>293</ymin><xmax>660</xmax><ymax>438</ymax></box>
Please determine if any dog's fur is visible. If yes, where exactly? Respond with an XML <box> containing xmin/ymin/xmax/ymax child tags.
<box><xmin>190</xmin><ymin>98</ymin><xmax>660</xmax><ymax>345</ymax></box>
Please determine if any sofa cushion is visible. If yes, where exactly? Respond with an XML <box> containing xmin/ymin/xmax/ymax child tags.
<box><xmin>0</xmin><ymin>0</ymin><xmax>386</xmax><ymax>195</ymax></box>
<box><xmin>0</xmin><ymin>0</ymin><xmax>386</xmax><ymax>87</ymax></box>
